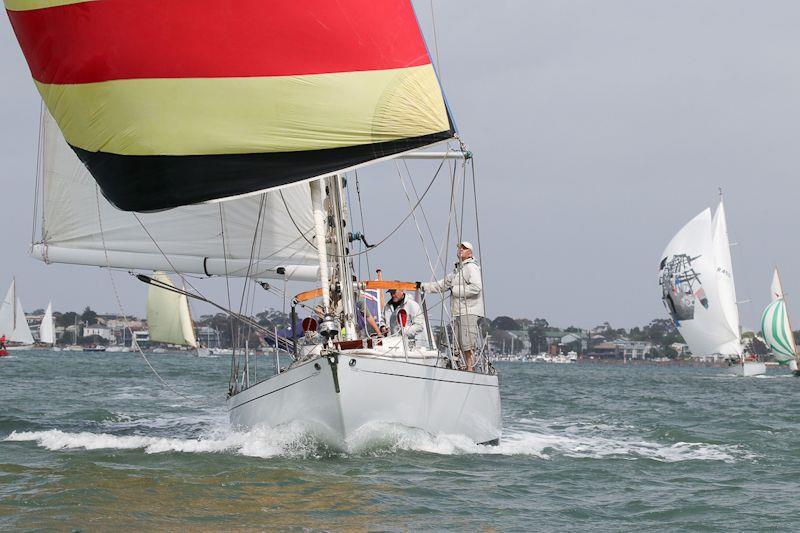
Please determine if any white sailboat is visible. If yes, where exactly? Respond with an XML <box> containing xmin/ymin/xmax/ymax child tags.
<box><xmin>760</xmin><ymin>268</ymin><xmax>800</xmax><ymax>374</ymax></box>
<box><xmin>146</xmin><ymin>272</ymin><xmax>207</xmax><ymax>356</ymax></box>
<box><xmin>658</xmin><ymin>196</ymin><xmax>765</xmax><ymax>376</ymax></box>
<box><xmin>0</xmin><ymin>278</ymin><xmax>35</xmax><ymax>351</ymax></box>
<box><xmin>38</xmin><ymin>302</ymin><xmax>56</xmax><ymax>347</ymax></box>
<box><xmin>16</xmin><ymin>3</ymin><xmax>501</xmax><ymax>447</ymax></box>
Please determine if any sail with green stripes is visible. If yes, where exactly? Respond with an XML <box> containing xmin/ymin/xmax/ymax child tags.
<box><xmin>761</xmin><ymin>298</ymin><xmax>796</xmax><ymax>363</ymax></box>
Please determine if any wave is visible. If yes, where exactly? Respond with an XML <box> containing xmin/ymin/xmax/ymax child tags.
<box><xmin>345</xmin><ymin>422</ymin><xmax>747</xmax><ymax>462</ymax></box>
<box><xmin>4</xmin><ymin>422</ymin><xmax>749</xmax><ymax>463</ymax></box>
<box><xmin>3</xmin><ymin>423</ymin><xmax>339</xmax><ymax>459</ymax></box>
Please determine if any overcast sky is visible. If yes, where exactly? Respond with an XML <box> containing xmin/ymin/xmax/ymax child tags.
<box><xmin>2</xmin><ymin>1</ymin><xmax>800</xmax><ymax>331</ymax></box>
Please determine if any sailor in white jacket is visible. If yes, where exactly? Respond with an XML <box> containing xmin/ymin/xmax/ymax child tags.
<box><xmin>381</xmin><ymin>289</ymin><xmax>426</xmax><ymax>341</ymax></box>
<box><xmin>421</xmin><ymin>241</ymin><xmax>484</xmax><ymax>371</ymax></box>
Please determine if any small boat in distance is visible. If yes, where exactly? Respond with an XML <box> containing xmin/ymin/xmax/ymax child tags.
<box><xmin>147</xmin><ymin>272</ymin><xmax>209</xmax><ymax>357</ymax></box>
<box><xmin>658</xmin><ymin>194</ymin><xmax>765</xmax><ymax>376</ymax></box>
<box><xmin>0</xmin><ymin>278</ymin><xmax>35</xmax><ymax>353</ymax></box>
<box><xmin>760</xmin><ymin>267</ymin><xmax>800</xmax><ymax>375</ymax></box>
<box><xmin>38</xmin><ymin>302</ymin><xmax>55</xmax><ymax>349</ymax></box>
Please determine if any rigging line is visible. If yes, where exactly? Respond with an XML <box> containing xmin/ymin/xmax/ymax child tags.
<box><xmin>237</xmin><ymin>193</ymin><xmax>267</xmax><ymax>317</ymax></box>
<box><xmin>219</xmin><ymin>203</ymin><xmax>237</xmax><ymax>387</ymax></box>
<box><xmin>437</xmin><ymin>160</ymin><xmax>459</xmax><ymax>359</ymax></box>
<box><xmin>279</xmin><ymin>151</ymin><xmax>451</xmax><ymax>258</ymax></box>
<box><xmin>429</xmin><ymin>0</ymin><xmax>443</xmax><ymax>87</ymax></box>
<box><xmin>246</xmin><ymin>200</ymin><xmax>269</xmax><ymax>352</ymax></box>
<box><xmin>31</xmin><ymin>101</ymin><xmax>44</xmax><ymax>247</ymax></box>
<box><xmin>468</xmin><ymin>158</ymin><xmax>490</xmax><ymax>364</ymax></box>
<box><xmin>402</xmin><ymin>159</ymin><xmax>444</xmax><ymax>271</ymax></box>
<box><xmin>132</xmin><ymin>213</ymin><xmax>209</xmax><ymax>301</ymax></box>
<box><xmin>134</xmin><ymin>276</ymin><xmax>285</xmax><ymax>349</ymax></box>
<box><xmin>395</xmin><ymin>160</ymin><xmax>440</xmax><ymax>283</ymax></box>
<box><xmin>94</xmin><ymin>186</ymin><xmax>212</xmax><ymax>405</ymax></box>
<box><xmin>354</xmin><ymin>170</ymin><xmax>371</xmax><ymax>277</ymax></box>
<box><xmin>236</xmin><ymin>193</ymin><xmax>267</xmax><ymax>384</ymax></box>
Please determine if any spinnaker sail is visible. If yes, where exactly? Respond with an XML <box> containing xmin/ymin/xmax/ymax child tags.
<box><xmin>658</xmin><ymin>203</ymin><xmax>741</xmax><ymax>357</ymax></box>
<box><xmin>6</xmin><ymin>0</ymin><xmax>455</xmax><ymax>211</ymax></box>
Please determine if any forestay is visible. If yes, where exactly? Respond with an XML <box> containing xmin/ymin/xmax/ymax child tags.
<box><xmin>31</xmin><ymin>112</ymin><xmax>319</xmax><ymax>281</ymax></box>
<box><xmin>658</xmin><ymin>206</ymin><xmax>741</xmax><ymax>357</ymax></box>
<box><xmin>6</xmin><ymin>0</ymin><xmax>455</xmax><ymax>211</ymax></box>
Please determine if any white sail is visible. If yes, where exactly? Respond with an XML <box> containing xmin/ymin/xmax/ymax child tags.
<box><xmin>0</xmin><ymin>282</ymin><xmax>14</xmax><ymax>341</ymax></box>
<box><xmin>0</xmin><ymin>280</ymin><xmax>34</xmax><ymax>345</ymax></box>
<box><xmin>13</xmin><ymin>298</ymin><xmax>34</xmax><ymax>345</ymax></box>
<box><xmin>32</xmin><ymin>111</ymin><xmax>320</xmax><ymax>281</ymax></box>
<box><xmin>710</xmin><ymin>200</ymin><xmax>741</xmax><ymax>353</ymax></box>
<box><xmin>771</xmin><ymin>268</ymin><xmax>784</xmax><ymax>300</ymax></box>
<box><xmin>147</xmin><ymin>272</ymin><xmax>197</xmax><ymax>348</ymax></box>
<box><xmin>39</xmin><ymin>303</ymin><xmax>55</xmax><ymax>345</ymax></box>
<box><xmin>659</xmin><ymin>208</ymin><xmax>741</xmax><ymax>357</ymax></box>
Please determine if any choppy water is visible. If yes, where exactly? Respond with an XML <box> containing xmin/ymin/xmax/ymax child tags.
<box><xmin>1</xmin><ymin>351</ymin><xmax>797</xmax><ymax>531</ymax></box>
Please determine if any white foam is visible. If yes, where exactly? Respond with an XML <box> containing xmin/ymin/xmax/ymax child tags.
<box><xmin>4</xmin><ymin>423</ymin><xmax>332</xmax><ymax>458</ymax></box>
<box><xmin>4</xmin><ymin>422</ymin><xmax>750</xmax><ymax>463</ymax></box>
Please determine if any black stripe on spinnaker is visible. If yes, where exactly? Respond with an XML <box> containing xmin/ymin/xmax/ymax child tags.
<box><xmin>71</xmin><ymin>130</ymin><xmax>455</xmax><ymax>212</ymax></box>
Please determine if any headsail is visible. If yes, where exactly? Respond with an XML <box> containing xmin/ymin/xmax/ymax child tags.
<box><xmin>761</xmin><ymin>268</ymin><xmax>797</xmax><ymax>364</ymax></box>
<box><xmin>710</xmin><ymin>200</ymin><xmax>741</xmax><ymax>349</ymax></box>
<box><xmin>31</xmin><ymin>111</ymin><xmax>320</xmax><ymax>281</ymax></box>
<box><xmin>658</xmin><ymin>208</ymin><xmax>741</xmax><ymax>357</ymax></box>
<box><xmin>147</xmin><ymin>272</ymin><xmax>197</xmax><ymax>348</ymax></box>
<box><xmin>7</xmin><ymin>0</ymin><xmax>455</xmax><ymax>211</ymax></box>
<box><xmin>39</xmin><ymin>302</ymin><xmax>55</xmax><ymax>345</ymax></box>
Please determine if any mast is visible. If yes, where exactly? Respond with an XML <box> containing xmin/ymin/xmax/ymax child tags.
<box><xmin>11</xmin><ymin>277</ymin><xmax>16</xmax><ymax>332</ymax></box>
<box><xmin>329</xmin><ymin>175</ymin><xmax>357</xmax><ymax>340</ymax></box>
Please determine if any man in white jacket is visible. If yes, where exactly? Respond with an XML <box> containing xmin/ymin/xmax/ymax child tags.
<box><xmin>421</xmin><ymin>241</ymin><xmax>484</xmax><ymax>371</ymax></box>
<box><xmin>381</xmin><ymin>289</ymin><xmax>426</xmax><ymax>341</ymax></box>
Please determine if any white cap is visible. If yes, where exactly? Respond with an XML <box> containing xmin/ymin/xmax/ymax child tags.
<box><xmin>458</xmin><ymin>241</ymin><xmax>474</xmax><ymax>251</ymax></box>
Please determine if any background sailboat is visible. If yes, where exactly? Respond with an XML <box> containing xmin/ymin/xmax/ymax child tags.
<box><xmin>38</xmin><ymin>302</ymin><xmax>55</xmax><ymax>348</ymax></box>
<box><xmin>0</xmin><ymin>279</ymin><xmax>34</xmax><ymax>350</ymax></box>
<box><xmin>147</xmin><ymin>272</ymin><xmax>206</xmax><ymax>356</ymax></box>
<box><xmin>658</xmin><ymin>198</ymin><xmax>764</xmax><ymax>376</ymax></box>
<box><xmin>760</xmin><ymin>268</ymin><xmax>799</xmax><ymax>373</ymax></box>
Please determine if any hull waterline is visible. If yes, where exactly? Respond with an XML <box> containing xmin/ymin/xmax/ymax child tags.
<box><xmin>227</xmin><ymin>354</ymin><xmax>502</xmax><ymax>447</ymax></box>
<box><xmin>728</xmin><ymin>362</ymin><xmax>767</xmax><ymax>377</ymax></box>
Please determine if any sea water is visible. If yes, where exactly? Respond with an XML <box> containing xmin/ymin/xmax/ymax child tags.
<box><xmin>0</xmin><ymin>351</ymin><xmax>796</xmax><ymax>531</ymax></box>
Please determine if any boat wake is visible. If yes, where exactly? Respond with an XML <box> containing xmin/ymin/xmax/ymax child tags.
<box><xmin>4</xmin><ymin>420</ymin><xmax>750</xmax><ymax>463</ymax></box>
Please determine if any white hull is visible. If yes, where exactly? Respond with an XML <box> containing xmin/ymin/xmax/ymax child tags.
<box><xmin>727</xmin><ymin>362</ymin><xmax>767</xmax><ymax>377</ymax></box>
<box><xmin>5</xmin><ymin>345</ymin><xmax>33</xmax><ymax>351</ymax></box>
<box><xmin>227</xmin><ymin>353</ymin><xmax>502</xmax><ymax>446</ymax></box>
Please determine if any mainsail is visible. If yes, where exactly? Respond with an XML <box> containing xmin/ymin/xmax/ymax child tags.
<box><xmin>6</xmin><ymin>0</ymin><xmax>455</xmax><ymax>211</ymax></box>
<box><xmin>39</xmin><ymin>302</ymin><xmax>55</xmax><ymax>345</ymax></box>
<box><xmin>761</xmin><ymin>268</ymin><xmax>797</xmax><ymax>364</ymax></box>
<box><xmin>0</xmin><ymin>280</ymin><xmax>34</xmax><ymax>344</ymax></box>
<box><xmin>658</xmin><ymin>203</ymin><xmax>741</xmax><ymax>357</ymax></box>
<box><xmin>31</xmin><ymin>111</ymin><xmax>320</xmax><ymax>280</ymax></box>
<box><xmin>147</xmin><ymin>272</ymin><xmax>197</xmax><ymax>348</ymax></box>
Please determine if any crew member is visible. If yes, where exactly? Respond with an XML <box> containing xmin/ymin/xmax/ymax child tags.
<box><xmin>380</xmin><ymin>288</ymin><xmax>426</xmax><ymax>340</ymax></box>
<box><xmin>421</xmin><ymin>241</ymin><xmax>484</xmax><ymax>371</ymax></box>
